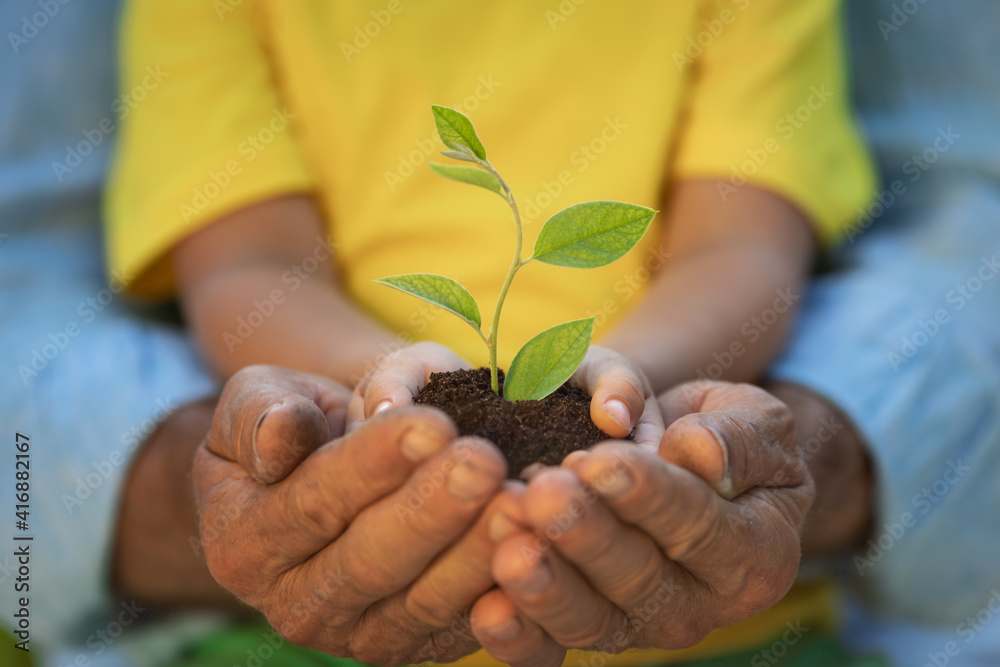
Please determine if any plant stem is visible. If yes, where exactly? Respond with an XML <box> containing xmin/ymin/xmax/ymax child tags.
<box><xmin>483</xmin><ymin>163</ymin><xmax>523</xmax><ymax>395</ymax></box>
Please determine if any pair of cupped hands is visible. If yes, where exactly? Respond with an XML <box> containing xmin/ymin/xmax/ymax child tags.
<box><xmin>194</xmin><ymin>342</ymin><xmax>814</xmax><ymax>666</ymax></box>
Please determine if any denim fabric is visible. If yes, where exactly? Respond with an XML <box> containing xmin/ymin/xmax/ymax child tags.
<box><xmin>770</xmin><ymin>1</ymin><xmax>1000</xmax><ymax>663</ymax></box>
<box><xmin>0</xmin><ymin>2</ymin><xmax>221</xmax><ymax>665</ymax></box>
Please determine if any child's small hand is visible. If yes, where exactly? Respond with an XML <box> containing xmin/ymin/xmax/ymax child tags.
<box><xmin>347</xmin><ymin>341</ymin><xmax>470</xmax><ymax>429</ymax></box>
<box><xmin>570</xmin><ymin>345</ymin><xmax>664</xmax><ymax>448</ymax></box>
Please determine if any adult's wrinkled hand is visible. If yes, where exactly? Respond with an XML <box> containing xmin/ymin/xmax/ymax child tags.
<box><xmin>472</xmin><ymin>381</ymin><xmax>815</xmax><ymax>666</ymax></box>
<box><xmin>193</xmin><ymin>365</ymin><xmax>509</xmax><ymax>665</ymax></box>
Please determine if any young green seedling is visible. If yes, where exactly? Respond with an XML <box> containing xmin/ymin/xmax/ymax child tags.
<box><xmin>376</xmin><ymin>105</ymin><xmax>656</xmax><ymax>402</ymax></box>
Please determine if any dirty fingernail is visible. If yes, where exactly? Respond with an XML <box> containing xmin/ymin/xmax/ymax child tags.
<box><xmin>604</xmin><ymin>399</ymin><xmax>631</xmax><ymax>431</ymax></box>
<box><xmin>400</xmin><ymin>423</ymin><xmax>448</xmax><ymax>463</ymax></box>
<box><xmin>372</xmin><ymin>399</ymin><xmax>393</xmax><ymax>416</ymax></box>
<box><xmin>705</xmin><ymin>425</ymin><xmax>734</xmax><ymax>496</ymax></box>
<box><xmin>252</xmin><ymin>404</ymin><xmax>277</xmax><ymax>466</ymax></box>
<box><xmin>485</xmin><ymin>617</ymin><xmax>522</xmax><ymax>641</ymax></box>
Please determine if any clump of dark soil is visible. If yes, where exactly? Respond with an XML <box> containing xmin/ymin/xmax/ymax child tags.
<box><xmin>414</xmin><ymin>367</ymin><xmax>627</xmax><ymax>478</ymax></box>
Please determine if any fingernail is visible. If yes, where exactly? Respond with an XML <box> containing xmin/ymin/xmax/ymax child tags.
<box><xmin>593</xmin><ymin>468</ymin><xmax>633</xmax><ymax>499</ymax></box>
<box><xmin>372</xmin><ymin>399</ymin><xmax>393</xmax><ymax>416</ymax></box>
<box><xmin>484</xmin><ymin>617</ymin><xmax>522</xmax><ymax>641</ymax></box>
<box><xmin>251</xmin><ymin>405</ymin><xmax>276</xmax><ymax>466</ymax></box>
<box><xmin>604</xmin><ymin>399</ymin><xmax>631</xmax><ymax>431</ymax></box>
<box><xmin>562</xmin><ymin>450</ymin><xmax>591</xmax><ymax>469</ymax></box>
<box><xmin>705</xmin><ymin>425</ymin><xmax>734</xmax><ymax>495</ymax></box>
<box><xmin>400</xmin><ymin>423</ymin><xmax>448</xmax><ymax>463</ymax></box>
<box><xmin>488</xmin><ymin>511</ymin><xmax>522</xmax><ymax>543</ymax></box>
<box><xmin>448</xmin><ymin>460</ymin><xmax>495</xmax><ymax>501</ymax></box>
<box><xmin>509</xmin><ymin>560</ymin><xmax>552</xmax><ymax>595</ymax></box>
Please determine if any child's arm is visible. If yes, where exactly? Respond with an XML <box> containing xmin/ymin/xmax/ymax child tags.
<box><xmin>600</xmin><ymin>180</ymin><xmax>816</xmax><ymax>394</ymax></box>
<box><xmin>172</xmin><ymin>193</ymin><xmax>400</xmax><ymax>385</ymax></box>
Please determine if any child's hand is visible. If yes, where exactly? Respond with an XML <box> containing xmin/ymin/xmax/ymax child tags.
<box><xmin>570</xmin><ymin>345</ymin><xmax>664</xmax><ymax>448</ymax></box>
<box><xmin>347</xmin><ymin>341</ymin><xmax>471</xmax><ymax>428</ymax></box>
<box><xmin>350</xmin><ymin>342</ymin><xmax>664</xmax><ymax>450</ymax></box>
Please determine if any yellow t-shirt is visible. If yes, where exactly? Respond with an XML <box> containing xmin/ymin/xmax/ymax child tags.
<box><xmin>107</xmin><ymin>1</ymin><xmax>870</xmax><ymax>664</ymax></box>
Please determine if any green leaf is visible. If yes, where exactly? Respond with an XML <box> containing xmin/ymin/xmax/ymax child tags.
<box><xmin>431</xmin><ymin>105</ymin><xmax>487</xmax><ymax>161</ymax></box>
<box><xmin>531</xmin><ymin>201</ymin><xmax>657</xmax><ymax>268</ymax></box>
<box><xmin>503</xmin><ymin>317</ymin><xmax>595</xmax><ymax>402</ymax></box>
<box><xmin>440</xmin><ymin>149</ymin><xmax>481</xmax><ymax>164</ymax></box>
<box><xmin>429</xmin><ymin>163</ymin><xmax>505</xmax><ymax>197</ymax></box>
<box><xmin>374</xmin><ymin>274</ymin><xmax>482</xmax><ymax>332</ymax></box>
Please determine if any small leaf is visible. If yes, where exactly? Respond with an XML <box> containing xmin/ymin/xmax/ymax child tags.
<box><xmin>440</xmin><ymin>149</ymin><xmax>481</xmax><ymax>164</ymax></box>
<box><xmin>532</xmin><ymin>201</ymin><xmax>657</xmax><ymax>268</ymax></box>
<box><xmin>429</xmin><ymin>163</ymin><xmax>505</xmax><ymax>197</ymax></box>
<box><xmin>503</xmin><ymin>317</ymin><xmax>595</xmax><ymax>402</ymax></box>
<box><xmin>375</xmin><ymin>274</ymin><xmax>482</xmax><ymax>331</ymax></box>
<box><xmin>431</xmin><ymin>105</ymin><xmax>487</xmax><ymax>161</ymax></box>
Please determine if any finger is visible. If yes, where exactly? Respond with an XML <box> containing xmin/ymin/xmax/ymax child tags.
<box><xmin>571</xmin><ymin>346</ymin><xmax>649</xmax><ymax>439</ymax></box>
<box><xmin>361</xmin><ymin>484</ymin><xmax>526</xmax><ymax>651</ymax></box>
<box><xmin>207</xmin><ymin>364</ymin><xmax>351</xmax><ymax>484</ymax></box>
<box><xmin>197</xmin><ymin>406</ymin><xmax>459</xmax><ymax>589</ymax></box>
<box><xmin>471</xmin><ymin>589</ymin><xmax>566</xmax><ymax>667</ymax></box>
<box><xmin>658</xmin><ymin>382</ymin><xmax>805</xmax><ymax>499</ymax></box>
<box><xmin>289</xmin><ymin>437</ymin><xmax>507</xmax><ymax>623</ymax></box>
<box><xmin>350</xmin><ymin>342</ymin><xmax>471</xmax><ymax>423</ymax></box>
<box><xmin>492</xmin><ymin>529</ymin><xmax>631</xmax><ymax>652</ymax></box>
<box><xmin>572</xmin><ymin>442</ymin><xmax>803</xmax><ymax>611</ymax></box>
<box><xmin>521</xmin><ymin>468</ymin><xmax>670</xmax><ymax>612</ymax></box>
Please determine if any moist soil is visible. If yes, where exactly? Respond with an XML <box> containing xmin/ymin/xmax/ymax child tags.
<box><xmin>414</xmin><ymin>367</ymin><xmax>627</xmax><ymax>478</ymax></box>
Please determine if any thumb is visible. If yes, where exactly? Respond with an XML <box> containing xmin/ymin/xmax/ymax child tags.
<box><xmin>572</xmin><ymin>345</ymin><xmax>649</xmax><ymax>439</ymax></box>
<box><xmin>657</xmin><ymin>381</ymin><xmax>806</xmax><ymax>500</ymax></box>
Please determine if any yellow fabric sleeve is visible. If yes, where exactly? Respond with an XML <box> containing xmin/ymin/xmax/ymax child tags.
<box><xmin>105</xmin><ymin>0</ymin><xmax>315</xmax><ymax>299</ymax></box>
<box><xmin>672</xmin><ymin>0</ymin><xmax>875</xmax><ymax>244</ymax></box>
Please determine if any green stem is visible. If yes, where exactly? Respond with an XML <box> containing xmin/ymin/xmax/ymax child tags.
<box><xmin>483</xmin><ymin>163</ymin><xmax>523</xmax><ymax>395</ymax></box>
